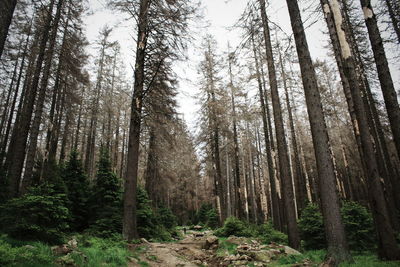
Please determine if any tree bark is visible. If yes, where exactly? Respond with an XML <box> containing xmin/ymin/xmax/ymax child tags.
<box><xmin>278</xmin><ymin>46</ymin><xmax>308</xmax><ymax>213</ymax></box>
<box><xmin>123</xmin><ymin>0</ymin><xmax>151</xmax><ymax>241</ymax></box>
<box><xmin>286</xmin><ymin>0</ymin><xmax>351</xmax><ymax>262</ymax></box>
<box><xmin>259</xmin><ymin>0</ymin><xmax>300</xmax><ymax>249</ymax></box>
<box><xmin>383</xmin><ymin>0</ymin><xmax>400</xmax><ymax>43</ymax></box>
<box><xmin>359</xmin><ymin>0</ymin><xmax>400</xmax><ymax>160</ymax></box>
<box><xmin>5</xmin><ymin>0</ymin><xmax>55</xmax><ymax>198</ymax></box>
<box><xmin>251</xmin><ymin>31</ymin><xmax>281</xmax><ymax>230</ymax></box>
<box><xmin>227</xmin><ymin>51</ymin><xmax>243</xmax><ymax>220</ymax></box>
<box><xmin>22</xmin><ymin>0</ymin><xmax>64</xmax><ymax>192</ymax></box>
<box><xmin>0</xmin><ymin>0</ymin><xmax>17</xmax><ymax>59</ymax></box>
<box><xmin>325</xmin><ymin>0</ymin><xmax>400</xmax><ymax>260</ymax></box>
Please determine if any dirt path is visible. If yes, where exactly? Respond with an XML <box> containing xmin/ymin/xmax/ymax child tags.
<box><xmin>129</xmin><ymin>231</ymin><xmax>214</xmax><ymax>267</ymax></box>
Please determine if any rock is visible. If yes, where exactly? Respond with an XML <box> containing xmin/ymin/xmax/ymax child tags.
<box><xmin>237</xmin><ymin>249</ymin><xmax>277</xmax><ymax>263</ymax></box>
<box><xmin>194</xmin><ymin>232</ymin><xmax>205</xmax><ymax>238</ymax></box>
<box><xmin>203</xmin><ymin>235</ymin><xmax>219</xmax><ymax>250</ymax></box>
<box><xmin>140</xmin><ymin>238</ymin><xmax>150</xmax><ymax>244</ymax></box>
<box><xmin>52</xmin><ymin>244</ymin><xmax>72</xmax><ymax>255</ymax></box>
<box><xmin>237</xmin><ymin>244</ymin><xmax>250</xmax><ymax>251</ymax></box>
<box><xmin>24</xmin><ymin>245</ymin><xmax>35</xmax><ymax>250</ymax></box>
<box><xmin>238</xmin><ymin>254</ymin><xmax>251</xmax><ymax>260</ymax></box>
<box><xmin>56</xmin><ymin>254</ymin><xmax>75</xmax><ymax>266</ymax></box>
<box><xmin>193</xmin><ymin>225</ymin><xmax>203</xmax><ymax>230</ymax></box>
<box><xmin>226</xmin><ymin>236</ymin><xmax>248</xmax><ymax>245</ymax></box>
<box><xmin>67</xmin><ymin>238</ymin><xmax>78</xmax><ymax>249</ymax></box>
<box><xmin>283</xmin><ymin>245</ymin><xmax>301</xmax><ymax>255</ymax></box>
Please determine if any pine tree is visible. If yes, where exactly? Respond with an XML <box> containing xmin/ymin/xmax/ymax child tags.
<box><xmin>90</xmin><ymin>147</ymin><xmax>122</xmax><ymax>237</ymax></box>
<box><xmin>62</xmin><ymin>150</ymin><xmax>90</xmax><ymax>231</ymax></box>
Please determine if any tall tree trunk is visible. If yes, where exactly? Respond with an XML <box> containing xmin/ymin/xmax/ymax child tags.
<box><xmin>278</xmin><ymin>45</ymin><xmax>308</xmax><ymax>213</ymax></box>
<box><xmin>123</xmin><ymin>0</ymin><xmax>151</xmax><ymax>241</ymax></box>
<box><xmin>325</xmin><ymin>0</ymin><xmax>400</xmax><ymax>260</ymax></box>
<box><xmin>0</xmin><ymin>28</ymin><xmax>30</xmax><ymax>165</ymax></box>
<box><xmin>5</xmin><ymin>0</ymin><xmax>55</xmax><ymax>198</ymax></box>
<box><xmin>0</xmin><ymin>0</ymin><xmax>17</xmax><ymax>59</ymax></box>
<box><xmin>227</xmin><ymin>50</ymin><xmax>243</xmax><ymax>219</ymax></box>
<box><xmin>0</xmin><ymin>53</ymin><xmax>20</xmax><ymax>139</ymax></box>
<box><xmin>259</xmin><ymin>0</ymin><xmax>300</xmax><ymax>248</ymax></box>
<box><xmin>251</xmin><ymin>31</ymin><xmax>281</xmax><ymax>230</ymax></box>
<box><xmin>383</xmin><ymin>0</ymin><xmax>400</xmax><ymax>43</ymax></box>
<box><xmin>22</xmin><ymin>0</ymin><xmax>64</xmax><ymax>192</ymax></box>
<box><xmin>145</xmin><ymin>128</ymin><xmax>160</xmax><ymax>207</ymax></box>
<box><xmin>359</xmin><ymin>0</ymin><xmax>400</xmax><ymax>160</ymax></box>
<box><xmin>286</xmin><ymin>0</ymin><xmax>351</xmax><ymax>262</ymax></box>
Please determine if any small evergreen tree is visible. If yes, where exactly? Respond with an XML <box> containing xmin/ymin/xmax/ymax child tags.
<box><xmin>298</xmin><ymin>203</ymin><xmax>326</xmax><ymax>249</ymax></box>
<box><xmin>89</xmin><ymin>148</ymin><xmax>122</xmax><ymax>237</ymax></box>
<box><xmin>298</xmin><ymin>202</ymin><xmax>376</xmax><ymax>250</ymax></box>
<box><xmin>0</xmin><ymin>182</ymin><xmax>70</xmax><ymax>244</ymax></box>
<box><xmin>62</xmin><ymin>151</ymin><xmax>90</xmax><ymax>231</ymax></box>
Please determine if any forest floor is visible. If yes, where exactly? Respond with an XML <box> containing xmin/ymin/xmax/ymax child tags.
<box><xmin>128</xmin><ymin>229</ymin><xmax>313</xmax><ymax>267</ymax></box>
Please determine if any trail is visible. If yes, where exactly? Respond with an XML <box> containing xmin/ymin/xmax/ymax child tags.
<box><xmin>128</xmin><ymin>229</ymin><xmax>305</xmax><ymax>267</ymax></box>
<box><xmin>129</xmin><ymin>230</ymin><xmax>216</xmax><ymax>267</ymax></box>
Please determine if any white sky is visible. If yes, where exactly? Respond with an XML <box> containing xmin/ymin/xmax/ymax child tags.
<box><xmin>83</xmin><ymin>0</ymin><xmax>400</xmax><ymax>132</ymax></box>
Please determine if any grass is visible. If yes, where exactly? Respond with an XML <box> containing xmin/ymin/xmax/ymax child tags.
<box><xmin>340</xmin><ymin>252</ymin><xmax>400</xmax><ymax>267</ymax></box>
<box><xmin>0</xmin><ymin>234</ymin><xmax>57</xmax><ymax>267</ymax></box>
<box><xmin>0</xmin><ymin>234</ymin><xmax>134</xmax><ymax>267</ymax></box>
<box><xmin>70</xmin><ymin>236</ymin><xmax>132</xmax><ymax>267</ymax></box>
<box><xmin>270</xmin><ymin>249</ymin><xmax>325</xmax><ymax>267</ymax></box>
<box><xmin>270</xmin><ymin>249</ymin><xmax>400</xmax><ymax>267</ymax></box>
<box><xmin>216</xmin><ymin>237</ymin><xmax>238</xmax><ymax>257</ymax></box>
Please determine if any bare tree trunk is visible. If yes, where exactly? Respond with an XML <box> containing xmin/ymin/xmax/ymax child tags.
<box><xmin>286</xmin><ymin>0</ymin><xmax>351</xmax><ymax>262</ymax></box>
<box><xmin>0</xmin><ymin>0</ymin><xmax>17</xmax><ymax>59</ymax></box>
<box><xmin>5</xmin><ymin>0</ymin><xmax>55</xmax><ymax>198</ymax></box>
<box><xmin>123</xmin><ymin>0</ymin><xmax>151</xmax><ymax>241</ymax></box>
<box><xmin>325</xmin><ymin>0</ymin><xmax>400</xmax><ymax>260</ymax></box>
<box><xmin>251</xmin><ymin>31</ymin><xmax>281</xmax><ymax>230</ymax></box>
<box><xmin>359</xmin><ymin>0</ymin><xmax>400</xmax><ymax>160</ymax></box>
<box><xmin>227</xmin><ymin>50</ymin><xmax>243</xmax><ymax>219</ymax></box>
<box><xmin>0</xmin><ymin>28</ymin><xmax>30</xmax><ymax>165</ymax></box>
<box><xmin>259</xmin><ymin>0</ymin><xmax>300</xmax><ymax>248</ymax></box>
<box><xmin>278</xmin><ymin>45</ymin><xmax>308</xmax><ymax>213</ymax></box>
<box><xmin>22</xmin><ymin>0</ymin><xmax>64</xmax><ymax>192</ymax></box>
<box><xmin>383</xmin><ymin>0</ymin><xmax>400</xmax><ymax>43</ymax></box>
<box><xmin>0</xmin><ymin>53</ymin><xmax>20</xmax><ymax>139</ymax></box>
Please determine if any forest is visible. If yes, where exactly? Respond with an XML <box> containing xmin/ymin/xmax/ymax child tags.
<box><xmin>0</xmin><ymin>0</ymin><xmax>400</xmax><ymax>266</ymax></box>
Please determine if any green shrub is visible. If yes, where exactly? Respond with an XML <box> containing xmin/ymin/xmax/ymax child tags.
<box><xmin>205</xmin><ymin>208</ymin><xmax>219</xmax><ymax>229</ymax></box>
<box><xmin>0</xmin><ymin>183</ymin><xmax>69</xmax><ymax>244</ymax></box>
<box><xmin>298</xmin><ymin>202</ymin><xmax>375</xmax><ymax>251</ymax></box>
<box><xmin>89</xmin><ymin>148</ymin><xmax>122</xmax><ymax>237</ymax></box>
<box><xmin>298</xmin><ymin>203</ymin><xmax>326</xmax><ymax>250</ymax></box>
<box><xmin>62</xmin><ymin>151</ymin><xmax>90</xmax><ymax>231</ymax></box>
<box><xmin>257</xmin><ymin>222</ymin><xmax>288</xmax><ymax>245</ymax></box>
<box><xmin>341</xmin><ymin>201</ymin><xmax>375</xmax><ymax>251</ymax></box>
<box><xmin>136</xmin><ymin>187</ymin><xmax>172</xmax><ymax>241</ymax></box>
<box><xmin>214</xmin><ymin>216</ymin><xmax>247</xmax><ymax>237</ymax></box>
<box><xmin>71</xmin><ymin>236</ymin><xmax>132</xmax><ymax>267</ymax></box>
<box><xmin>0</xmin><ymin>236</ymin><xmax>56</xmax><ymax>266</ymax></box>
<box><xmin>156</xmin><ymin>206</ymin><xmax>177</xmax><ymax>230</ymax></box>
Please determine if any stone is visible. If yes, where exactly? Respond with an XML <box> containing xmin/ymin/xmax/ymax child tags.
<box><xmin>237</xmin><ymin>249</ymin><xmax>277</xmax><ymax>263</ymax></box>
<box><xmin>283</xmin><ymin>245</ymin><xmax>301</xmax><ymax>255</ymax></box>
<box><xmin>56</xmin><ymin>254</ymin><xmax>75</xmax><ymax>266</ymax></box>
<box><xmin>193</xmin><ymin>225</ymin><xmax>203</xmax><ymax>230</ymax></box>
<box><xmin>52</xmin><ymin>244</ymin><xmax>72</xmax><ymax>255</ymax></box>
<box><xmin>67</xmin><ymin>238</ymin><xmax>78</xmax><ymax>249</ymax></box>
<box><xmin>194</xmin><ymin>232</ymin><xmax>205</xmax><ymax>237</ymax></box>
<box><xmin>24</xmin><ymin>245</ymin><xmax>35</xmax><ymax>250</ymax></box>
<box><xmin>226</xmin><ymin>236</ymin><xmax>248</xmax><ymax>245</ymax></box>
<box><xmin>140</xmin><ymin>238</ymin><xmax>150</xmax><ymax>244</ymax></box>
<box><xmin>202</xmin><ymin>235</ymin><xmax>219</xmax><ymax>250</ymax></box>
